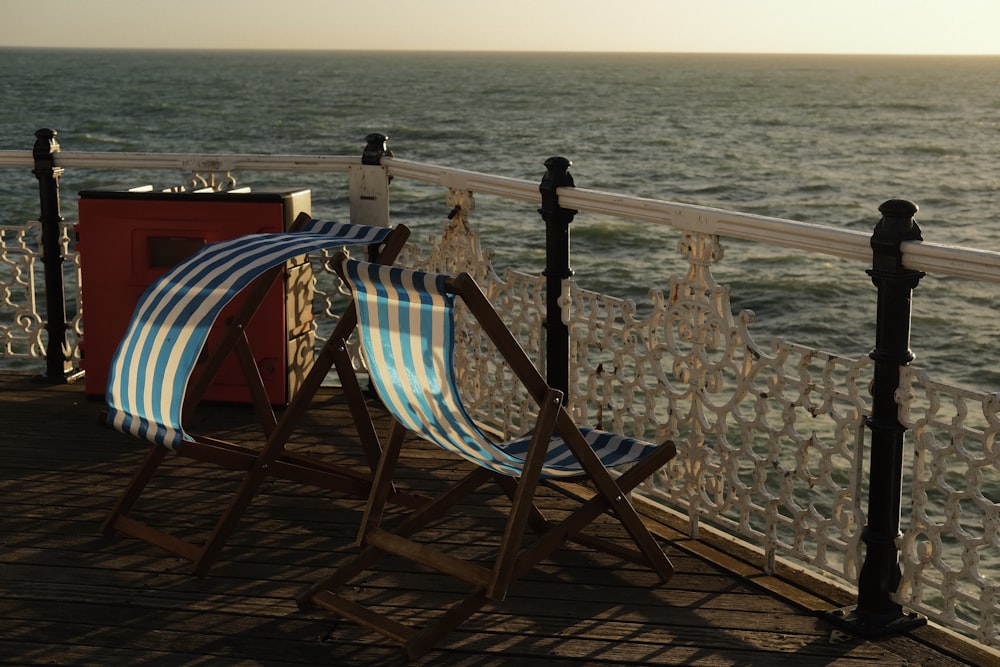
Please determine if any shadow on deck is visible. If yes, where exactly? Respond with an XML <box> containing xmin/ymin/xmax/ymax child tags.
<box><xmin>0</xmin><ymin>373</ymin><xmax>986</xmax><ymax>666</ymax></box>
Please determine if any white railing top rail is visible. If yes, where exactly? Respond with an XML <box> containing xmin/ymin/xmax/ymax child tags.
<box><xmin>0</xmin><ymin>150</ymin><xmax>358</xmax><ymax>173</ymax></box>
<box><xmin>2</xmin><ymin>149</ymin><xmax>999</xmax><ymax>284</ymax></box>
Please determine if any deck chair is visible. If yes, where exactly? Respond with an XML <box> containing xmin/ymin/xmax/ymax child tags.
<box><xmin>101</xmin><ymin>215</ymin><xmax>418</xmax><ymax>576</ymax></box>
<box><xmin>299</xmin><ymin>257</ymin><xmax>677</xmax><ymax>659</ymax></box>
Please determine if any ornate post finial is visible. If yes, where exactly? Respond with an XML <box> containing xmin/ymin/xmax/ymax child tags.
<box><xmin>362</xmin><ymin>133</ymin><xmax>391</xmax><ymax>165</ymax></box>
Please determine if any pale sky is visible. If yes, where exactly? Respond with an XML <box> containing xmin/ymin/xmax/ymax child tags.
<box><xmin>1</xmin><ymin>0</ymin><xmax>998</xmax><ymax>55</ymax></box>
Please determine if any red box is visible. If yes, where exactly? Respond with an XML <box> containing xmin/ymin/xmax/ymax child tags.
<box><xmin>76</xmin><ymin>188</ymin><xmax>312</xmax><ymax>404</ymax></box>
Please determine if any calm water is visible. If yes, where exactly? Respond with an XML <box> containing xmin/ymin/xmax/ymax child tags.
<box><xmin>2</xmin><ymin>48</ymin><xmax>1000</xmax><ymax>388</ymax></box>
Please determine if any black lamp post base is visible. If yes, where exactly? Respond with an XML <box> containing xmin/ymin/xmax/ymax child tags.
<box><xmin>826</xmin><ymin>604</ymin><xmax>927</xmax><ymax>640</ymax></box>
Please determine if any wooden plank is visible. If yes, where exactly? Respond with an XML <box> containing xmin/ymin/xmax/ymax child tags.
<box><xmin>0</xmin><ymin>374</ymin><xmax>984</xmax><ymax>666</ymax></box>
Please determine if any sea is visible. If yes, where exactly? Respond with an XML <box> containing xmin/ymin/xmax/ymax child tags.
<box><xmin>2</xmin><ymin>48</ymin><xmax>1000</xmax><ymax>390</ymax></box>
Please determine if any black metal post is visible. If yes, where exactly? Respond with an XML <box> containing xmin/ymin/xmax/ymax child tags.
<box><xmin>828</xmin><ymin>199</ymin><xmax>926</xmax><ymax>637</ymax></box>
<box><xmin>362</xmin><ymin>132</ymin><xmax>391</xmax><ymax>165</ymax></box>
<box><xmin>32</xmin><ymin>128</ymin><xmax>79</xmax><ymax>382</ymax></box>
<box><xmin>538</xmin><ymin>156</ymin><xmax>577</xmax><ymax>398</ymax></box>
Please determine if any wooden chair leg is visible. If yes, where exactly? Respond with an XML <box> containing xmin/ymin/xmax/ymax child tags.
<box><xmin>101</xmin><ymin>444</ymin><xmax>168</xmax><ymax>537</ymax></box>
<box><xmin>405</xmin><ymin>589</ymin><xmax>490</xmax><ymax>660</ymax></box>
<box><xmin>191</xmin><ymin>464</ymin><xmax>272</xmax><ymax>576</ymax></box>
<box><xmin>299</xmin><ymin>466</ymin><xmax>495</xmax><ymax>608</ymax></box>
<box><xmin>296</xmin><ymin>258</ymin><xmax>680</xmax><ymax>656</ymax></box>
<box><xmin>356</xmin><ymin>418</ymin><xmax>406</xmax><ymax>544</ymax></box>
<box><xmin>489</xmin><ymin>387</ymin><xmax>562</xmax><ymax>599</ymax></box>
<box><xmin>493</xmin><ymin>475</ymin><xmax>550</xmax><ymax>532</ymax></box>
<box><xmin>330</xmin><ymin>338</ymin><xmax>386</xmax><ymax>476</ymax></box>
<box><xmin>101</xmin><ymin>224</ymin><xmax>415</xmax><ymax>575</ymax></box>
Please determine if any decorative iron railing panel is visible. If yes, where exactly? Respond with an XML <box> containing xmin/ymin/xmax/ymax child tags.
<box><xmin>0</xmin><ymin>219</ymin><xmax>44</xmax><ymax>361</ymax></box>
<box><xmin>897</xmin><ymin>365</ymin><xmax>1000</xmax><ymax>647</ymax></box>
<box><xmin>554</xmin><ymin>227</ymin><xmax>869</xmax><ymax>583</ymax></box>
<box><xmin>0</xmin><ymin>218</ymin><xmax>81</xmax><ymax>366</ymax></box>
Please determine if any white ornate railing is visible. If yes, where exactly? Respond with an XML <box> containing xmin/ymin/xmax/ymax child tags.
<box><xmin>1</xmin><ymin>142</ymin><xmax>999</xmax><ymax>650</ymax></box>
<box><xmin>0</xmin><ymin>218</ymin><xmax>81</xmax><ymax>364</ymax></box>
<box><xmin>897</xmin><ymin>367</ymin><xmax>1000</xmax><ymax>645</ymax></box>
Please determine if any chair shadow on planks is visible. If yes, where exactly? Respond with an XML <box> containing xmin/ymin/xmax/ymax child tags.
<box><xmin>297</xmin><ymin>256</ymin><xmax>678</xmax><ymax>660</ymax></box>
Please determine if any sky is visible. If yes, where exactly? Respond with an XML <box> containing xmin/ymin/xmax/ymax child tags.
<box><xmin>1</xmin><ymin>0</ymin><xmax>998</xmax><ymax>55</ymax></box>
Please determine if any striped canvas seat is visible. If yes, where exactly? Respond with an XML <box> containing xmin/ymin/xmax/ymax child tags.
<box><xmin>344</xmin><ymin>259</ymin><xmax>658</xmax><ymax>479</ymax></box>
<box><xmin>101</xmin><ymin>217</ymin><xmax>412</xmax><ymax>576</ymax></box>
<box><xmin>105</xmin><ymin>218</ymin><xmax>393</xmax><ymax>449</ymax></box>
<box><xmin>301</xmin><ymin>256</ymin><xmax>677</xmax><ymax>659</ymax></box>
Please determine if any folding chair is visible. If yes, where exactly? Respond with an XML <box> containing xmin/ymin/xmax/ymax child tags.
<box><xmin>299</xmin><ymin>257</ymin><xmax>677</xmax><ymax>659</ymax></box>
<box><xmin>101</xmin><ymin>215</ymin><xmax>418</xmax><ymax>576</ymax></box>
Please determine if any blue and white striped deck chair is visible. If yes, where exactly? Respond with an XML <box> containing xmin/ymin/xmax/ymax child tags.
<box><xmin>300</xmin><ymin>256</ymin><xmax>676</xmax><ymax>659</ymax></box>
<box><xmin>101</xmin><ymin>216</ymin><xmax>412</xmax><ymax>576</ymax></box>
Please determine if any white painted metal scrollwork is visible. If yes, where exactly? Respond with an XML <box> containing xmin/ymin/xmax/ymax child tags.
<box><xmin>897</xmin><ymin>365</ymin><xmax>1000</xmax><ymax>647</ymax></box>
<box><xmin>403</xmin><ymin>189</ymin><xmax>549</xmax><ymax>437</ymax></box>
<box><xmin>404</xmin><ymin>188</ymin><xmax>492</xmax><ymax>279</ymax></box>
<box><xmin>0</xmin><ymin>219</ymin><xmax>81</xmax><ymax>365</ymax></box>
<box><xmin>64</xmin><ymin>222</ymin><xmax>83</xmax><ymax>361</ymax></box>
<box><xmin>0</xmin><ymin>220</ymin><xmax>44</xmax><ymax>361</ymax></box>
<box><xmin>560</xmin><ymin>228</ymin><xmax>869</xmax><ymax>581</ymax></box>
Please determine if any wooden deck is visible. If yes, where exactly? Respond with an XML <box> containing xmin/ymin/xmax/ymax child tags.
<box><xmin>0</xmin><ymin>372</ymin><xmax>991</xmax><ymax>666</ymax></box>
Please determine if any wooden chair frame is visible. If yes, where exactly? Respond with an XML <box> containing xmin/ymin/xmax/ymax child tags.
<box><xmin>299</xmin><ymin>256</ymin><xmax>676</xmax><ymax>659</ymax></box>
<box><xmin>101</xmin><ymin>216</ymin><xmax>420</xmax><ymax>576</ymax></box>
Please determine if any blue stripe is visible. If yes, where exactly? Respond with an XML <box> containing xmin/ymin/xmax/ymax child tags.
<box><xmin>121</xmin><ymin>235</ymin><xmax>295</xmax><ymax>433</ymax></box>
<box><xmin>107</xmin><ymin>222</ymin><xmax>396</xmax><ymax>449</ymax></box>
<box><xmin>368</xmin><ymin>263</ymin><xmax>510</xmax><ymax>471</ymax></box>
<box><xmin>343</xmin><ymin>258</ymin><xmax>665</xmax><ymax>479</ymax></box>
<box><xmin>402</xmin><ymin>269</ymin><xmax>444</xmax><ymax>445</ymax></box>
<box><xmin>110</xmin><ymin>233</ymin><xmax>295</xmax><ymax>422</ymax></box>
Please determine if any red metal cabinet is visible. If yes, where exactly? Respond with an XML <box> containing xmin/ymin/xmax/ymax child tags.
<box><xmin>76</xmin><ymin>188</ymin><xmax>313</xmax><ymax>404</ymax></box>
